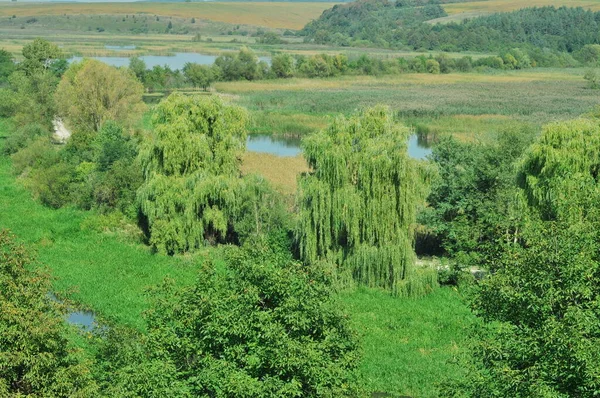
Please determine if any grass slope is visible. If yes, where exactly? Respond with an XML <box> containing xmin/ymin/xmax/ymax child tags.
<box><xmin>341</xmin><ymin>287</ymin><xmax>476</xmax><ymax>398</ymax></box>
<box><xmin>0</xmin><ymin>2</ymin><xmax>335</xmax><ymax>29</ymax></box>
<box><xmin>0</xmin><ymin>119</ymin><xmax>203</xmax><ymax>331</ymax></box>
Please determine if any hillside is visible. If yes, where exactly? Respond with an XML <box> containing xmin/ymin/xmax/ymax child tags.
<box><xmin>301</xmin><ymin>1</ymin><xmax>600</xmax><ymax>52</ymax></box>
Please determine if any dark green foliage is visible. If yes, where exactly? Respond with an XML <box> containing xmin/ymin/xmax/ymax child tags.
<box><xmin>303</xmin><ymin>4</ymin><xmax>600</xmax><ymax>54</ymax></box>
<box><xmin>419</xmin><ymin>128</ymin><xmax>533</xmax><ymax>268</ymax></box>
<box><xmin>0</xmin><ymin>230</ymin><xmax>98</xmax><ymax>396</ymax></box>
<box><xmin>0</xmin><ymin>49</ymin><xmax>15</xmax><ymax>84</ymax></box>
<box><xmin>440</xmin><ymin>221</ymin><xmax>600</xmax><ymax>397</ymax></box>
<box><xmin>297</xmin><ymin>106</ymin><xmax>436</xmax><ymax>296</ymax></box>
<box><xmin>99</xmin><ymin>243</ymin><xmax>363</xmax><ymax>397</ymax></box>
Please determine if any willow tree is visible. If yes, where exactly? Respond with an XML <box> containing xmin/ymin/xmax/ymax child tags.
<box><xmin>137</xmin><ymin>93</ymin><xmax>251</xmax><ymax>254</ymax></box>
<box><xmin>518</xmin><ymin>118</ymin><xmax>600</xmax><ymax>222</ymax></box>
<box><xmin>296</xmin><ymin>106</ymin><xmax>435</xmax><ymax>296</ymax></box>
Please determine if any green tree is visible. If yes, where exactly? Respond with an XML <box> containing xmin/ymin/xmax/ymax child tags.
<box><xmin>271</xmin><ymin>53</ymin><xmax>295</xmax><ymax>78</ymax></box>
<box><xmin>182</xmin><ymin>62</ymin><xmax>216</xmax><ymax>91</ymax></box>
<box><xmin>128</xmin><ymin>56</ymin><xmax>147</xmax><ymax>83</ymax></box>
<box><xmin>576</xmin><ymin>44</ymin><xmax>600</xmax><ymax>64</ymax></box>
<box><xmin>100</xmin><ymin>242</ymin><xmax>363</xmax><ymax>397</ymax></box>
<box><xmin>0</xmin><ymin>230</ymin><xmax>98</xmax><ymax>396</ymax></box>
<box><xmin>584</xmin><ymin>68</ymin><xmax>600</xmax><ymax>89</ymax></box>
<box><xmin>55</xmin><ymin>59</ymin><xmax>145</xmax><ymax>132</ymax></box>
<box><xmin>426</xmin><ymin>59</ymin><xmax>440</xmax><ymax>74</ymax></box>
<box><xmin>441</xmin><ymin>220</ymin><xmax>600</xmax><ymax>398</ymax></box>
<box><xmin>296</xmin><ymin>106</ymin><xmax>436</xmax><ymax>296</ymax></box>
<box><xmin>9</xmin><ymin>69</ymin><xmax>58</xmax><ymax>128</ymax></box>
<box><xmin>517</xmin><ymin>118</ymin><xmax>600</xmax><ymax>221</ymax></box>
<box><xmin>0</xmin><ymin>49</ymin><xmax>15</xmax><ymax>84</ymax></box>
<box><xmin>20</xmin><ymin>38</ymin><xmax>63</xmax><ymax>76</ymax></box>
<box><xmin>137</xmin><ymin>93</ymin><xmax>249</xmax><ymax>254</ymax></box>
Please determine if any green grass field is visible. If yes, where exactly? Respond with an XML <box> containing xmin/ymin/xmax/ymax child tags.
<box><xmin>0</xmin><ymin>117</ymin><xmax>475</xmax><ymax>396</ymax></box>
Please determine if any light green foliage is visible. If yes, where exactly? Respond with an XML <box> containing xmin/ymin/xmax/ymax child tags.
<box><xmin>0</xmin><ymin>230</ymin><xmax>98</xmax><ymax>396</ymax></box>
<box><xmin>441</xmin><ymin>221</ymin><xmax>600</xmax><ymax>397</ymax></box>
<box><xmin>128</xmin><ymin>56</ymin><xmax>147</xmax><ymax>82</ymax></box>
<box><xmin>271</xmin><ymin>53</ymin><xmax>295</xmax><ymax>78</ymax></box>
<box><xmin>297</xmin><ymin>106</ymin><xmax>435</xmax><ymax>296</ymax></box>
<box><xmin>182</xmin><ymin>62</ymin><xmax>216</xmax><ymax>91</ymax></box>
<box><xmin>584</xmin><ymin>68</ymin><xmax>600</xmax><ymax>89</ymax></box>
<box><xmin>56</xmin><ymin>59</ymin><xmax>145</xmax><ymax>132</ymax></box>
<box><xmin>518</xmin><ymin>118</ymin><xmax>600</xmax><ymax>221</ymax></box>
<box><xmin>576</xmin><ymin>44</ymin><xmax>600</xmax><ymax>65</ymax></box>
<box><xmin>101</xmin><ymin>242</ymin><xmax>363</xmax><ymax>397</ymax></box>
<box><xmin>138</xmin><ymin>93</ymin><xmax>284</xmax><ymax>254</ymax></box>
<box><xmin>426</xmin><ymin>59</ymin><xmax>440</xmax><ymax>74</ymax></box>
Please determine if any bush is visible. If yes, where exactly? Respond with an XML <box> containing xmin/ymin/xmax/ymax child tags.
<box><xmin>99</xmin><ymin>245</ymin><xmax>364</xmax><ymax>397</ymax></box>
<box><xmin>2</xmin><ymin>123</ymin><xmax>50</xmax><ymax>155</ymax></box>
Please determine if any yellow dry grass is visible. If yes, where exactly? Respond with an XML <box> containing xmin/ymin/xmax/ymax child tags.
<box><xmin>0</xmin><ymin>2</ymin><xmax>335</xmax><ymax>30</ymax></box>
<box><xmin>241</xmin><ymin>152</ymin><xmax>308</xmax><ymax>196</ymax></box>
<box><xmin>444</xmin><ymin>0</ymin><xmax>600</xmax><ymax>15</ymax></box>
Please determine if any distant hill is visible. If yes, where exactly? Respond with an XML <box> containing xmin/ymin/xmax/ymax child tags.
<box><xmin>301</xmin><ymin>1</ymin><xmax>600</xmax><ymax>53</ymax></box>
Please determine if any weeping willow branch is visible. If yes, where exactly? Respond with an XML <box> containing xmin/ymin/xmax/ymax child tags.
<box><xmin>296</xmin><ymin>106</ymin><xmax>435</xmax><ymax>296</ymax></box>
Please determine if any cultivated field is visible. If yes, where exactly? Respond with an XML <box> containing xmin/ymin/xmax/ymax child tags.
<box><xmin>436</xmin><ymin>0</ymin><xmax>600</xmax><ymax>23</ymax></box>
<box><xmin>0</xmin><ymin>2</ymin><xmax>335</xmax><ymax>29</ymax></box>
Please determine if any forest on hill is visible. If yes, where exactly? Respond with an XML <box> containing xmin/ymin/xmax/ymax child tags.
<box><xmin>302</xmin><ymin>1</ymin><xmax>600</xmax><ymax>53</ymax></box>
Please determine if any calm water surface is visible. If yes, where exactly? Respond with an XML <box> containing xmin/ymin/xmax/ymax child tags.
<box><xmin>71</xmin><ymin>52</ymin><xmax>271</xmax><ymax>70</ymax></box>
<box><xmin>246</xmin><ymin>134</ymin><xmax>432</xmax><ymax>159</ymax></box>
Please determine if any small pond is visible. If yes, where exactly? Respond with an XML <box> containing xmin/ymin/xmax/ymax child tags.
<box><xmin>246</xmin><ymin>134</ymin><xmax>432</xmax><ymax>160</ymax></box>
<box><xmin>67</xmin><ymin>310</ymin><xmax>98</xmax><ymax>332</ymax></box>
<box><xmin>70</xmin><ymin>52</ymin><xmax>271</xmax><ymax>70</ymax></box>
<box><xmin>48</xmin><ymin>293</ymin><xmax>102</xmax><ymax>332</ymax></box>
<box><xmin>246</xmin><ymin>135</ymin><xmax>302</xmax><ymax>157</ymax></box>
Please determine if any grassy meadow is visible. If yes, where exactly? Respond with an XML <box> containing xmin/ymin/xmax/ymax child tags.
<box><xmin>217</xmin><ymin>68</ymin><xmax>599</xmax><ymax>143</ymax></box>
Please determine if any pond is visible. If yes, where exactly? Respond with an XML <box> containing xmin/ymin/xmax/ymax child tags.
<box><xmin>48</xmin><ymin>293</ymin><xmax>102</xmax><ymax>332</ymax></box>
<box><xmin>246</xmin><ymin>135</ymin><xmax>302</xmax><ymax>157</ymax></box>
<box><xmin>70</xmin><ymin>52</ymin><xmax>271</xmax><ymax>70</ymax></box>
<box><xmin>246</xmin><ymin>134</ymin><xmax>433</xmax><ymax>160</ymax></box>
